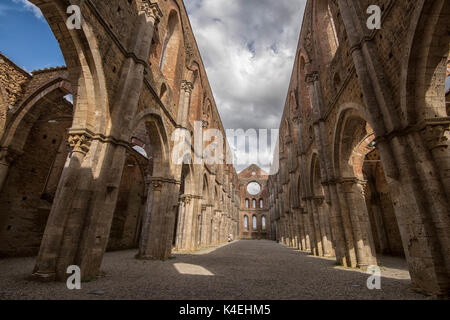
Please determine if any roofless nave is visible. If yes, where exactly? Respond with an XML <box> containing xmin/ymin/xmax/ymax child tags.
<box><xmin>0</xmin><ymin>0</ymin><xmax>448</xmax><ymax>298</ymax></box>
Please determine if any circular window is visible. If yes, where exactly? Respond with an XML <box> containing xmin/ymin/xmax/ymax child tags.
<box><xmin>247</xmin><ymin>182</ymin><xmax>261</xmax><ymax>195</ymax></box>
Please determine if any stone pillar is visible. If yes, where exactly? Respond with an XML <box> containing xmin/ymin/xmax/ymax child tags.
<box><xmin>177</xmin><ymin>81</ymin><xmax>194</xmax><ymax>128</ymax></box>
<box><xmin>138</xmin><ymin>177</ymin><xmax>180</xmax><ymax>260</ymax></box>
<box><xmin>337</xmin><ymin>179</ymin><xmax>376</xmax><ymax>269</ymax></box>
<box><xmin>175</xmin><ymin>198</ymin><xmax>186</xmax><ymax>250</ymax></box>
<box><xmin>313</xmin><ymin>197</ymin><xmax>334</xmax><ymax>257</ymax></box>
<box><xmin>306</xmin><ymin>198</ymin><xmax>322</xmax><ymax>256</ymax></box>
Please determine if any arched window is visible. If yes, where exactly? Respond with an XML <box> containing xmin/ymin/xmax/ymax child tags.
<box><xmin>245</xmin><ymin>199</ymin><xmax>249</xmax><ymax>208</ymax></box>
<box><xmin>252</xmin><ymin>199</ymin><xmax>256</xmax><ymax>209</ymax></box>
<box><xmin>316</xmin><ymin>0</ymin><xmax>340</xmax><ymax>64</ymax></box>
<box><xmin>244</xmin><ymin>215</ymin><xmax>249</xmax><ymax>230</ymax></box>
<box><xmin>259</xmin><ymin>199</ymin><xmax>263</xmax><ymax>208</ymax></box>
<box><xmin>252</xmin><ymin>216</ymin><xmax>257</xmax><ymax>230</ymax></box>
<box><xmin>262</xmin><ymin>216</ymin><xmax>267</xmax><ymax>231</ymax></box>
<box><xmin>160</xmin><ymin>10</ymin><xmax>182</xmax><ymax>89</ymax></box>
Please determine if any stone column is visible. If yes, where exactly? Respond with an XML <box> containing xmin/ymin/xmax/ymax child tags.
<box><xmin>314</xmin><ymin>196</ymin><xmax>334</xmax><ymax>257</ymax></box>
<box><xmin>138</xmin><ymin>177</ymin><xmax>180</xmax><ymax>260</ymax></box>
<box><xmin>337</xmin><ymin>179</ymin><xmax>376</xmax><ymax>269</ymax></box>
<box><xmin>174</xmin><ymin>198</ymin><xmax>186</xmax><ymax>250</ymax></box>
<box><xmin>306</xmin><ymin>198</ymin><xmax>322</xmax><ymax>256</ymax></box>
<box><xmin>177</xmin><ymin>81</ymin><xmax>194</xmax><ymax>128</ymax></box>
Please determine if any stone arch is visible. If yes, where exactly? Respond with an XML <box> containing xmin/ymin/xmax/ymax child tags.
<box><xmin>160</xmin><ymin>9</ymin><xmax>184</xmax><ymax>92</ymax></box>
<box><xmin>332</xmin><ymin>104</ymin><xmax>372</xmax><ymax>179</ymax></box>
<box><xmin>401</xmin><ymin>0</ymin><xmax>450</xmax><ymax>124</ymax></box>
<box><xmin>187</xmin><ymin>62</ymin><xmax>203</xmax><ymax>125</ymax></box>
<box><xmin>298</xmin><ymin>51</ymin><xmax>313</xmax><ymax>112</ymax></box>
<box><xmin>310</xmin><ymin>153</ymin><xmax>324</xmax><ymax>197</ymax></box>
<box><xmin>0</xmin><ymin>77</ymin><xmax>72</xmax><ymax>155</ymax></box>
<box><xmin>0</xmin><ymin>79</ymin><xmax>74</xmax><ymax>256</ymax></box>
<box><xmin>202</xmin><ymin>173</ymin><xmax>210</xmax><ymax>203</ymax></box>
<box><xmin>132</xmin><ymin>109</ymin><xmax>171</xmax><ymax>178</ymax></box>
<box><xmin>107</xmin><ymin>152</ymin><xmax>146</xmax><ymax>251</ymax></box>
<box><xmin>313</xmin><ymin>0</ymin><xmax>340</xmax><ymax>66</ymax></box>
<box><xmin>29</xmin><ymin>0</ymin><xmax>108</xmax><ymax>134</ymax></box>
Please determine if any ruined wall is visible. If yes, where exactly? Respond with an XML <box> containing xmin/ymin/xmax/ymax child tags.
<box><xmin>269</xmin><ymin>0</ymin><xmax>450</xmax><ymax>296</ymax></box>
<box><xmin>238</xmin><ymin>165</ymin><xmax>270</xmax><ymax>240</ymax></box>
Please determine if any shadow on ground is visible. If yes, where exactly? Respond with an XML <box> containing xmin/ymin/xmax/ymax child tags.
<box><xmin>0</xmin><ymin>240</ymin><xmax>430</xmax><ymax>300</ymax></box>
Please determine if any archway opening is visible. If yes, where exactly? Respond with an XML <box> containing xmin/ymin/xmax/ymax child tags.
<box><xmin>335</xmin><ymin>109</ymin><xmax>405</xmax><ymax>268</ymax></box>
<box><xmin>0</xmin><ymin>87</ymin><xmax>72</xmax><ymax>257</ymax></box>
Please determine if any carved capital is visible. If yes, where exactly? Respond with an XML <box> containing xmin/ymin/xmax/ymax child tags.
<box><xmin>68</xmin><ymin>134</ymin><xmax>91</xmax><ymax>155</ymax></box>
<box><xmin>202</xmin><ymin>120</ymin><xmax>209</xmax><ymax>129</ymax></box>
<box><xmin>305</xmin><ymin>71</ymin><xmax>319</xmax><ymax>84</ymax></box>
<box><xmin>181</xmin><ymin>80</ymin><xmax>194</xmax><ymax>93</ymax></box>
<box><xmin>421</xmin><ymin>124</ymin><xmax>449</xmax><ymax>151</ymax></box>
<box><xmin>141</xmin><ymin>1</ymin><xmax>163</xmax><ymax>24</ymax></box>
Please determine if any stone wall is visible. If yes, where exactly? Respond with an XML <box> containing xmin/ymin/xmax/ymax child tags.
<box><xmin>268</xmin><ymin>0</ymin><xmax>450</xmax><ymax>297</ymax></box>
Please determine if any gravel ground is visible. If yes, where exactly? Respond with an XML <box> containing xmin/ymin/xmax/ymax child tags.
<box><xmin>0</xmin><ymin>240</ymin><xmax>430</xmax><ymax>300</ymax></box>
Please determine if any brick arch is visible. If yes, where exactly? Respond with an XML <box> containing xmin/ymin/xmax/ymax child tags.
<box><xmin>132</xmin><ymin>110</ymin><xmax>171</xmax><ymax>178</ymax></box>
<box><xmin>160</xmin><ymin>9</ymin><xmax>184</xmax><ymax>94</ymax></box>
<box><xmin>402</xmin><ymin>0</ymin><xmax>450</xmax><ymax>125</ymax></box>
<box><xmin>187</xmin><ymin>62</ymin><xmax>203</xmax><ymax>124</ymax></box>
<box><xmin>29</xmin><ymin>0</ymin><xmax>108</xmax><ymax>135</ymax></box>
<box><xmin>297</xmin><ymin>51</ymin><xmax>313</xmax><ymax>113</ymax></box>
<box><xmin>333</xmin><ymin>106</ymin><xmax>375</xmax><ymax>180</ymax></box>
<box><xmin>312</xmin><ymin>0</ymin><xmax>340</xmax><ymax>67</ymax></box>
<box><xmin>309</xmin><ymin>152</ymin><xmax>324</xmax><ymax>197</ymax></box>
<box><xmin>180</xmin><ymin>162</ymin><xmax>195</xmax><ymax>195</ymax></box>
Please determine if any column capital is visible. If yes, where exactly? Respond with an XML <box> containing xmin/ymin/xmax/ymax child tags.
<box><xmin>181</xmin><ymin>80</ymin><xmax>194</xmax><ymax>93</ymax></box>
<box><xmin>146</xmin><ymin>176</ymin><xmax>180</xmax><ymax>190</ymax></box>
<box><xmin>421</xmin><ymin>123</ymin><xmax>449</xmax><ymax>151</ymax></box>
<box><xmin>68</xmin><ymin>133</ymin><xmax>91</xmax><ymax>155</ymax></box>
<box><xmin>140</xmin><ymin>1</ymin><xmax>163</xmax><ymax>24</ymax></box>
<box><xmin>305</xmin><ymin>71</ymin><xmax>319</xmax><ymax>84</ymax></box>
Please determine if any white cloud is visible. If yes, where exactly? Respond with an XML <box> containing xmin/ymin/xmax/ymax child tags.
<box><xmin>186</xmin><ymin>0</ymin><xmax>306</xmax><ymax>172</ymax></box>
<box><xmin>12</xmin><ymin>0</ymin><xmax>43</xmax><ymax>20</ymax></box>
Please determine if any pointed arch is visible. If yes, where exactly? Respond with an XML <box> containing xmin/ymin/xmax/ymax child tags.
<box><xmin>401</xmin><ymin>0</ymin><xmax>450</xmax><ymax>125</ymax></box>
<box><xmin>313</xmin><ymin>0</ymin><xmax>340</xmax><ymax>66</ymax></box>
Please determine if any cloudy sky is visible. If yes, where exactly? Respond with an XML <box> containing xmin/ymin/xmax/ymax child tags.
<box><xmin>185</xmin><ymin>0</ymin><xmax>306</xmax><ymax>171</ymax></box>
<box><xmin>1</xmin><ymin>0</ymin><xmax>306</xmax><ymax>172</ymax></box>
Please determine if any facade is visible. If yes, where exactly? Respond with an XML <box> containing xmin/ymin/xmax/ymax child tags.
<box><xmin>268</xmin><ymin>0</ymin><xmax>450</xmax><ymax>297</ymax></box>
<box><xmin>0</xmin><ymin>0</ymin><xmax>240</xmax><ymax>282</ymax></box>
<box><xmin>238</xmin><ymin>165</ymin><xmax>270</xmax><ymax>240</ymax></box>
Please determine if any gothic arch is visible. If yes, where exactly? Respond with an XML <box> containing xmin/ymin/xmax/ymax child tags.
<box><xmin>310</xmin><ymin>152</ymin><xmax>324</xmax><ymax>197</ymax></box>
<box><xmin>29</xmin><ymin>0</ymin><xmax>108</xmax><ymax>134</ymax></box>
<box><xmin>0</xmin><ymin>77</ymin><xmax>72</xmax><ymax>154</ymax></box>
<box><xmin>160</xmin><ymin>9</ymin><xmax>184</xmax><ymax>92</ymax></box>
<box><xmin>132</xmin><ymin>110</ymin><xmax>171</xmax><ymax>178</ymax></box>
<box><xmin>402</xmin><ymin>0</ymin><xmax>450</xmax><ymax>125</ymax></box>
<box><xmin>332</xmin><ymin>103</ymin><xmax>372</xmax><ymax>179</ymax></box>
<box><xmin>313</xmin><ymin>0</ymin><xmax>340</xmax><ymax>67</ymax></box>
